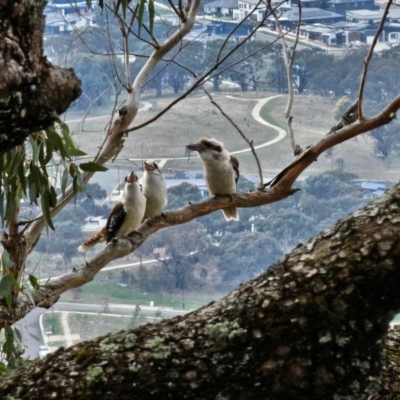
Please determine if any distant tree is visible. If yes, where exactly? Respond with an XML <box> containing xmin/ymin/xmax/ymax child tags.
<box><xmin>166</xmin><ymin>182</ymin><xmax>203</xmax><ymax>210</ymax></box>
<box><xmin>301</xmin><ymin>171</ymin><xmax>359</xmax><ymax>200</ymax></box>
<box><xmin>333</xmin><ymin>96</ymin><xmax>352</xmax><ymax>121</ymax></box>
<box><xmin>45</xmin><ymin>220</ymin><xmax>84</xmax><ymax>268</ymax></box>
<box><xmin>151</xmin><ymin>222</ymin><xmax>211</xmax><ymax>290</ymax></box>
<box><xmin>293</xmin><ymin>49</ymin><xmax>334</xmax><ymax>94</ymax></box>
<box><xmin>226</xmin><ymin>41</ymin><xmax>269</xmax><ymax>91</ymax></box>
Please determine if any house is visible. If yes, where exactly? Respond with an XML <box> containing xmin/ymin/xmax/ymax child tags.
<box><xmin>44</xmin><ymin>0</ymin><xmax>95</xmax><ymax>34</ymax></box>
<box><xmin>327</xmin><ymin>0</ymin><xmax>379</xmax><ymax>15</ymax></box>
<box><xmin>267</xmin><ymin>7</ymin><xmax>344</xmax><ymax>29</ymax></box>
<box><xmin>233</xmin><ymin>0</ymin><xmax>268</xmax><ymax>22</ymax></box>
<box><xmin>203</xmin><ymin>0</ymin><xmax>239</xmax><ymax>16</ymax></box>
<box><xmin>205</xmin><ymin>20</ymin><xmax>254</xmax><ymax>38</ymax></box>
<box><xmin>346</xmin><ymin>9</ymin><xmax>385</xmax><ymax>23</ymax></box>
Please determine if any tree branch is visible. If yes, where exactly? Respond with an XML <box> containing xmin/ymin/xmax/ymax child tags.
<box><xmin>357</xmin><ymin>0</ymin><xmax>393</xmax><ymax>120</ymax></box>
<box><xmin>3</xmin><ymin>179</ymin><xmax>400</xmax><ymax>398</ymax></box>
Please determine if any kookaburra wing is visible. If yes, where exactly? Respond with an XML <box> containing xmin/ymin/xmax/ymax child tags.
<box><xmin>186</xmin><ymin>137</ymin><xmax>239</xmax><ymax>221</ymax></box>
<box><xmin>78</xmin><ymin>172</ymin><xmax>146</xmax><ymax>252</ymax></box>
<box><xmin>142</xmin><ymin>160</ymin><xmax>168</xmax><ymax>219</ymax></box>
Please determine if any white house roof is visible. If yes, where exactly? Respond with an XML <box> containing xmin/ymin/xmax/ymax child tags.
<box><xmin>238</xmin><ymin>0</ymin><xmax>267</xmax><ymax>6</ymax></box>
<box><xmin>280</xmin><ymin>7</ymin><xmax>343</xmax><ymax>22</ymax></box>
<box><xmin>346</xmin><ymin>9</ymin><xmax>383</xmax><ymax>19</ymax></box>
<box><xmin>204</xmin><ymin>0</ymin><xmax>238</xmax><ymax>9</ymax></box>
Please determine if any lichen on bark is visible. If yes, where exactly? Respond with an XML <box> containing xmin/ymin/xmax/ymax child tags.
<box><xmin>2</xmin><ymin>182</ymin><xmax>400</xmax><ymax>399</ymax></box>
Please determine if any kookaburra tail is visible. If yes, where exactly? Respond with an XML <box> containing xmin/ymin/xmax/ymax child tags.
<box><xmin>78</xmin><ymin>172</ymin><xmax>146</xmax><ymax>252</ymax></box>
<box><xmin>186</xmin><ymin>137</ymin><xmax>239</xmax><ymax>221</ymax></box>
<box><xmin>142</xmin><ymin>160</ymin><xmax>168</xmax><ymax>220</ymax></box>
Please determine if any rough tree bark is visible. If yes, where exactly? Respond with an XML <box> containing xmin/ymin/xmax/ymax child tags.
<box><xmin>0</xmin><ymin>0</ymin><xmax>81</xmax><ymax>155</ymax></box>
<box><xmin>2</xmin><ymin>181</ymin><xmax>400</xmax><ymax>399</ymax></box>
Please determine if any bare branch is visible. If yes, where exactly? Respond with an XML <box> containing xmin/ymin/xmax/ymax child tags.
<box><xmin>357</xmin><ymin>0</ymin><xmax>393</xmax><ymax>120</ymax></box>
<box><xmin>24</xmin><ymin>0</ymin><xmax>202</xmax><ymax>253</ymax></box>
<box><xmin>267</xmin><ymin>0</ymin><xmax>302</xmax><ymax>155</ymax></box>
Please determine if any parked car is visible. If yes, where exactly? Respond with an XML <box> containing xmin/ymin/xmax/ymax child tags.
<box><xmin>38</xmin><ymin>345</ymin><xmax>50</xmax><ymax>359</ymax></box>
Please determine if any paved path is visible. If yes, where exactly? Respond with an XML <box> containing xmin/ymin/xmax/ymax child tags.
<box><xmin>60</xmin><ymin>312</ymin><xmax>74</xmax><ymax>347</ymax></box>
<box><xmin>126</xmin><ymin>94</ymin><xmax>286</xmax><ymax>164</ymax></box>
<box><xmin>225</xmin><ymin>95</ymin><xmax>286</xmax><ymax>155</ymax></box>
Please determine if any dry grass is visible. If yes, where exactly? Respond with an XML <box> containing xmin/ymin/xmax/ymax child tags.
<box><xmin>71</xmin><ymin>92</ymin><xmax>400</xmax><ymax>184</ymax></box>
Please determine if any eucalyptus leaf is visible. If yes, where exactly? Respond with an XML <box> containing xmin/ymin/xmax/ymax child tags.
<box><xmin>40</xmin><ymin>191</ymin><xmax>55</xmax><ymax>230</ymax></box>
<box><xmin>0</xmin><ymin>275</ymin><xmax>13</xmax><ymax>298</ymax></box>
<box><xmin>1</xmin><ymin>250</ymin><xmax>13</xmax><ymax>269</ymax></box>
<box><xmin>79</xmin><ymin>162</ymin><xmax>108</xmax><ymax>172</ymax></box>
<box><xmin>29</xmin><ymin>275</ymin><xmax>40</xmax><ymax>290</ymax></box>
<box><xmin>61</xmin><ymin>166</ymin><xmax>69</xmax><ymax>197</ymax></box>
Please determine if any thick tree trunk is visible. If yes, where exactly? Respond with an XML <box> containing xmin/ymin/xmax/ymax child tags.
<box><xmin>2</xmin><ymin>182</ymin><xmax>400</xmax><ymax>399</ymax></box>
<box><xmin>0</xmin><ymin>0</ymin><xmax>81</xmax><ymax>155</ymax></box>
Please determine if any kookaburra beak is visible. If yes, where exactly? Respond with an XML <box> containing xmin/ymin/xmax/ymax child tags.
<box><xmin>144</xmin><ymin>162</ymin><xmax>153</xmax><ymax>172</ymax></box>
<box><xmin>186</xmin><ymin>143</ymin><xmax>206</xmax><ymax>152</ymax></box>
<box><xmin>125</xmin><ymin>172</ymin><xmax>137</xmax><ymax>183</ymax></box>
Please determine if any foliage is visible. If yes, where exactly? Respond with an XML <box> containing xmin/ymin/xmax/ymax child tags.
<box><xmin>0</xmin><ymin>123</ymin><xmax>90</xmax><ymax>230</ymax></box>
<box><xmin>166</xmin><ymin>182</ymin><xmax>203</xmax><ymax>210</ymax></box>
<box><xmin>333</xmin><ymin>96</ymin><xmax>351</xmax><ymax>121</ymax></box>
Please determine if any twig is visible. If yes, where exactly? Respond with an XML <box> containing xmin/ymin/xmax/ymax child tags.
<box><xmin>358</xmin><ymin>0</ymin><xmax>393</xmax><ymax>120</ymax></box>
<box><xmin>202</xmin><ymin>87</ymin><xmax>264</xmax><ymax>189</ymax></box>
<box><xmin>267</xmin><ymin>0</ymin><xmax>302</xmax><ymax>155</ymax></box>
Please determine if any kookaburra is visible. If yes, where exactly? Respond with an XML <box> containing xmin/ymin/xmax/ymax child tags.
<box><xmin>78</xmin><ymin>172</ymin><xmax>146</xmax><ymax>252</ymax></box>
<box><xmin>142</xmin><ymin>160</ymin><xmax>168</xmax><ymax>219</ymax></box>
<box><xmin>186</xmin><ymin>137</ymin><xmax>239</xmax><ymax>221</ymax></box>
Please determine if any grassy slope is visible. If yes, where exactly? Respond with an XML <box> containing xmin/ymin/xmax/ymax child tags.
<box><xmin>71</xmin><ymin>92</ymin><xmax>400</xmax><ymax>183</ymax></box>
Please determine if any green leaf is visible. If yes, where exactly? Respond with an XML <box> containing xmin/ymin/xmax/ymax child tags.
<box><xmin>46</xmin><ymin>127</ymin><xmax>68</xmax><ymax>159</ymax></box>
<box><xmin>121</xmin><ymin>0</ymin><xmax>127</xmax><ymax>18</ymax></box>
<box><xmin>0</xmin><ymin>191</ymin><xmax>4</xmax><ymax>227</ymax></box>
<box><xmin>44</xmin><ymin>138</ymin><xmax>54</xmax><ymax>165</ymax></box>
<box><xmin>61</xmin><ymin>166</ymin><xmax>69</xmax><ymax>197</ymax></box>
<box><xmin>76</xmin><ymin>173</ymin><xmax>87</xmax><ymax>192</ymax></box>
<box><xmin>5</xmin><ymin>293</ymin><xmax>12</xmax><ymax>310</ymax></box>
<box><xmin>49</xmin><ymin>186</ymin><xmax>57</xmax><ymax>208</ymax></box>
<box><xmin>40</xmin><ymin>191</ymin><xmax>55</xmax><ymax>231</ymax></box>
<box><xmin>1</xmin><ymin>250</ymin><xmax>13</xmax><ymax>269</ymax></box>
<box><xmin>24</xmin><ymin>283</ymin><xmax>35</xmax><ymax>306</ymax></box>
<box><xmin>0</xmin><ymin>361</ymin><xmax>7</xmax><ymax>376</ymax></box>
<box><xmin>138</xmin><ymin>0</ymin><xmax>146</xmax><ymax>35</ymax></box>
<box><xmin>17</xmin><ymin>156</ymin><xmax>27</xmax><ymax>197</ymax></box>
<box><xmin>14</xmin><ymin>327</ymin><xmax>22</xmax><ymax>343</ymax></box>
<box><xmin>0</xmin><ymin>275</ymin><xmax>13</xmax><ymax>298</ymax></box>
<box><xmin>8</xmin><ymin>271</ymin><xmax>20</xmax><ymax>292</ymax></box>
<box><xmin>148</xmin><ymin>0</ymin><xmax>155</xmax><ymax>35</ymax></box>
<box><xmin>68</xmin><ymin>148</ymin><xmax>86</xmax><ymax>157</ymax></box>
<box><xmin>29</xmin><ymin>135</ymin><xmax>39</xmax><ymax>164</ymax></box>
<box><xmin>29</xmin><ymin>275</ymin><xmax>40</xmax><ymax>290</ymax></box>
<box><xmin>79</xmin><ymin>162</ymin><xmax>108</xmax><ymax>172</ymax></box>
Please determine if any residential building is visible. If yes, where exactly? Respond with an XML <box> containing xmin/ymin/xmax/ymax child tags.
<box><xmin>266</xmin><ymin>7</ymin><xmax>344</xmax><ymax>29</ymax></box>
<box><xmin>233</xmin><ymin>0</ymin><xmax>268</xmax><ymax>22</ymax></box>
<box><xmin>44</xmin><ymin>0</ymin><xmax>95</xmax><ymax>34</ymax></box>
<box><xmin>327</xmin><ymin>0</ymin><xmax>379</xmax><ymax>15</ymax></box>
<box><xmin>203</xmin><ymin>0</ymin><xmax>239</xmax><ymax>16</ymax></box>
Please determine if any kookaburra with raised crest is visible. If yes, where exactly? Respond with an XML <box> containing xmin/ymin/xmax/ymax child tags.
<box><xmin>186</xmin><ymin>137</ymin><xmax>239</xmax><ymax>221</ymax></box>
<box><xmin>78</xmin><ymin>172</ymin><xmax>146</xmax><ymax>252</ymax></box>
<box><xmin>142</xmin><ymin>160</ymin><xmax>168</xmax><ymax>219</ymax></box>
